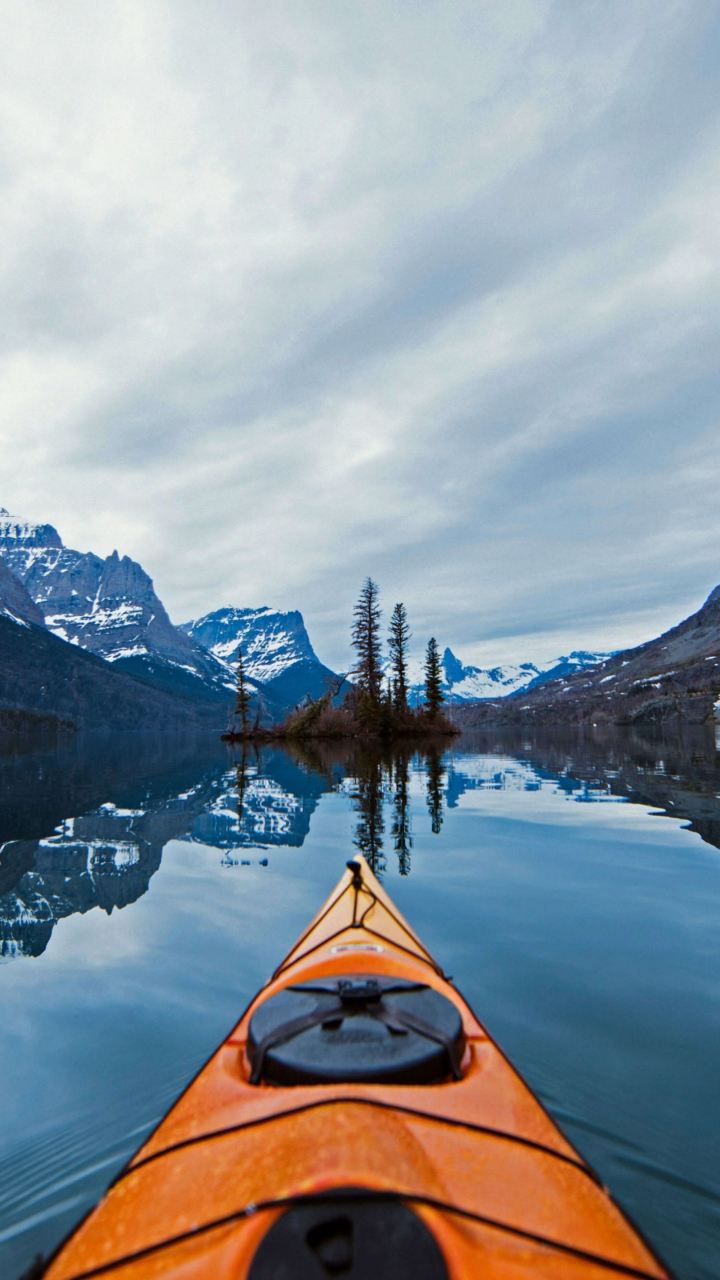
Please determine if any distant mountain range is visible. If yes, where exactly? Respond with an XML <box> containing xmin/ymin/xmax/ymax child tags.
<box><xmin>0</xmin><ymin>510</ymin><xmax>337</xmax><ymax>731</ymax></box>
<box><xmin>407</xmin><ymin>647</ymin><xmax>611</xmax><ymax>704</ymax></box>
<box><xmin>2</xmin><ymin>503</ymin><xmax>707</xmax><ymax>735</ymax></box>
<box><xmin>455</xmin><ymin>585</ymin><xmax>720</xmax><ymax>729</ymax></box>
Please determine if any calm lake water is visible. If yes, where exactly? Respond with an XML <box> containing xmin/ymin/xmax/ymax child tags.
<box><xmin>0</xmin><ymin>726</ymin><xmax>719</xmax><ymax>1279</ymax></box>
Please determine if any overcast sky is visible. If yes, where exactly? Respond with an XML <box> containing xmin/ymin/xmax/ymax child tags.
<box><xmin>2</xmin><ymin>1</ymin><xmax>720</xmax><ymax>671</ymax></box>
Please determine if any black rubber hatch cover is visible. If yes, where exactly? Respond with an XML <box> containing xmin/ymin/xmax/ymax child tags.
<box><xmin>247</xmin><ymin>975</ymin><xmax>465</xmax><ymax>1086</ymax></box>
<box><xmin>247</xmin><ymin>1191</ymin><xmax>449</xmax><ymax>1279</ymax></box>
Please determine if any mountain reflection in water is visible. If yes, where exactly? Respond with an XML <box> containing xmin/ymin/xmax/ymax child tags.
<box><xmin>457</xmin><ymin>725</ymin><xmax>720</xmax><ymax>848</ymax></box>
<box><xmin>0</xmin><ymin>736</ymin><xmax>329</xmax><ymax>959</ymax></box>
<box><xmin>2</xmin><ymin>726</ymin><xmax>720</xmax><ymax>961</ymax></box>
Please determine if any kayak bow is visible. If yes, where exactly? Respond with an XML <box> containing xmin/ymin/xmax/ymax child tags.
<box><xmin>44</xmin><ymin>855</ymin><xmax>669</xmax><ymax>1280</ymax></box>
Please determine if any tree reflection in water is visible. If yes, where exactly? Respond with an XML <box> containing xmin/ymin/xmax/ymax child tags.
<box><xmin>6</xmin><ymin>724</ymin><xmax>720</xmax><ymax>959</ymax></box>
<box><xmin>424</xmin><ymin>747</ymin><xmax>445</xmax><ymax>835</ymax></box>
<box><xmin>224</xmin><ymin>748</ymin><xmax>251</xmax><ymax>867</ymax></box>
<box><xmin>0</xmin><ymin>733</ymin><xmax>453</xmax><ymax>958</ymax></box>
<box><xmin>391</xmin><ymin>752</ymin><xmax>413</xmax><ymax>875</ymax></box>
<box><xmin>340</xmin><ymin>740</ymin><xmax>445</xmax><ymax>877</ymax></box>
<box><xmin>235</xmin><ymin>748</ymin><xmax>250</xmax><ymax>823</ymax></box>
<box><xmin>351</xmin><ymin>749</ymin><xmax>386</xmax><ymax>876</ymax></box>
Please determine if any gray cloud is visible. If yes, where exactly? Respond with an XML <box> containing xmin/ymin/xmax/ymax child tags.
<box><xmin>1</xmin><ymin>0</ymin><xmax>719</xmax><ymax>670</ymax></box>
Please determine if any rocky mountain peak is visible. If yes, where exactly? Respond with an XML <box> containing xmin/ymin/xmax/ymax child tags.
<box><xmin>442</xmin><ymin>647</ymin><xmax>466</xmax><ymax>684</ymax></box>
<box><xmin>180</xmin><ymin>607</ymin><xmax>319</xmax><ymax>682</ymax></box>
<box><xmin>0</xmin><ymin>508</ymin><xmax>63</xmax><ymax>551</ymax></box>
<box><xmin>0</xmin><ymin>507</ymin><xmax>340</xmax><ymax>722</ymax></box>
<box><xmin>0</xmin><ymin>512</ymin><xmax>233</xmax><ymax>703</ymax></box>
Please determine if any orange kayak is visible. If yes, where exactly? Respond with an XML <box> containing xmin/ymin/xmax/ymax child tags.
<box><xmin>45</xmin><ymin>855</ymin><xmax>668</xmax><ymax>1280</ymax></box>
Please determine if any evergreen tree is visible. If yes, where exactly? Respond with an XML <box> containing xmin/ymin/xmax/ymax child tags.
<box><xmin>378</xmin><ymin>676</ymin><xmax>394</xmax><ymax>737</ymax></box>
<box><xmin>352</xmin><ymin>578</ymin><xmax>382</xmax><ymax>702</ymax></box>
<box><xmin>235</xmin><ymin>645</ymin><xmax>251</xmax><ymax>732</ymax></box>
<box><xmin>423</xmin><ymin>637</ymin><xmax>445</xmax><ymax>718</ymax></box>
<box><xmin>355</xmin><ymin>690</ymin><xmax>377</xmax><ymax>731</ymax></box>
<box><xmin>388</xmin><ymin>602</ymin><xmax>411</xmax><ymax>712</ymax></box>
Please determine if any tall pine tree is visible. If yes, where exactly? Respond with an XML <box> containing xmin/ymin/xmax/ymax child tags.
<box><xmin>235</xmin><ymin>645</ymin><xmax>251</xmax><ymax>732</ymax></box>
<box><xmin>352</xmin><ymin>578</ymin><xmax>382</xmax><ymax>702</ymax></box>
<box><xmin>423</xmin><ymin>637</ymin><xmax>445</xmax><ymax>718</ymax></box>
<box><xmin>388</xmin><ymin>602</ymin><xmax>411</xmax><ymax>712</ymax></box>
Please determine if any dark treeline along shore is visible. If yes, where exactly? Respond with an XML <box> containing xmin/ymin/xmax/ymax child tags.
<box><xmin>224</xmin><ymin>578</ymin><xmax>457</xmax><ymax>743</ymax></box>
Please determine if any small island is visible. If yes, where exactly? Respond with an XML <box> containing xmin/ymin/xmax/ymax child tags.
<box><xmin>222</xmin><ymin>578</ymin><xmax>457</xmax><ymax>742</ymax></box>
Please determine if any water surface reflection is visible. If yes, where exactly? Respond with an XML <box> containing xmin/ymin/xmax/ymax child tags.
<box><xmin>4</xmin><ymin>726</ymin><xmax>720</xmax><ymax>960</ymax></box>
<box><xmin>0</xmin><ymin>727</ymin><xmax>718</xmax><ymax>1280</ymax></box>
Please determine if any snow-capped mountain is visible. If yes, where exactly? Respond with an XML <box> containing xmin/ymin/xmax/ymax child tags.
<box><xmin>180</xmin><ymin>607</ymin><xmax>342</xmax><ymax>708</ymax></box>
<box><xmin>407</xmin><ymin>647</ymin><xmax>612</xmax><ymax>704</ymax></box>
<box><xmin>0</xmin><ymin>510</ymin><xmax>233</xmax><ymax>705</ymax></box>
<box><xmin>180</xmin><ymin>607</ymin><xmax>319</xmax><ymax>681</ymax></box>
<box><xmin>0</xmin><ymin>510</ymin><xmax>342</xmax><ymax>716</ymax></box>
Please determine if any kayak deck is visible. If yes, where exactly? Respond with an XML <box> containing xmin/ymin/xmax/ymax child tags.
<box><xmin>44</xmin><ymin>856</ymin><xmax>668</xmax><ymax>1280</ymax></box>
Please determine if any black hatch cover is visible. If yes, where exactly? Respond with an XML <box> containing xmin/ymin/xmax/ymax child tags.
<box><xmin>247</xmin><ymin>975</ymin><xmax>465</xmax><ymax>1086</ymax></box>
<box><xmin>247</xmin><ymin>1191</ymin><xmax>449</xmax><ymax>1279</ymax></box>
